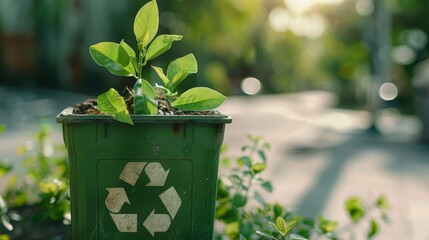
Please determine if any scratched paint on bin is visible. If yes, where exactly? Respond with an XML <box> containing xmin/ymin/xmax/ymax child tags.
<box><xmin>97</xmin><ymin>159</ymin><xmax>193</xmax><ymax>239</ymax></box>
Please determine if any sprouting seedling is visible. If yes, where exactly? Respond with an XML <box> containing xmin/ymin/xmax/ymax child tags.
<box><xmin>88</xmin><ymin>0</ymin><xmax>226</xmax><ymax>125</ymax></box>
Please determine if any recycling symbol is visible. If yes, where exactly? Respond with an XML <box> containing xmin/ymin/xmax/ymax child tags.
<box><xmin>104</xmin><ymin>162</ymin><xmax>182</xmax><ymax>236</ymax></box>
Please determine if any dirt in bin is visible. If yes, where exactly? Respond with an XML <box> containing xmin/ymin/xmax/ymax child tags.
<box><xmin>72</xmin><ymin>99</ymin><xmax>100</xmax><ymax>114</ymax></box>
<box><xmin>72</xmin><ymin>97</ymin><xmax>222</xmax><ymax>116</ymax></box>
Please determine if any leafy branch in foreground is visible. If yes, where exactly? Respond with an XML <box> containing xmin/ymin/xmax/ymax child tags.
<box><xmin>215</xmin><ymin>135</ymin><xmax>391</xmax><ymax>240</ymax></box>
<box><xmin>0</xmin><ymin>125</ymin><xmax>70</xmax><ymax>239</ymax></box>
<box><xmin>89</xmin><ymin>0</ymin><xmax>226</xmax><ymax>124</ymax></box>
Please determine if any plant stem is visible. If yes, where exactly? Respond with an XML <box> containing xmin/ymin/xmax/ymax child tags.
<box><xmin>243</xmin><ymin>142</ymin><xmax>260</xmax><ymax>201</ymax></box>
<box><xmin>138</xmin><ymin>48</ymin><xmax>147</xmax><ymax>78</ymax></box>
<box><xmin>245</xmin><ymin>173</ymin><xmax>254</xmax><ymax>199</ymax></box>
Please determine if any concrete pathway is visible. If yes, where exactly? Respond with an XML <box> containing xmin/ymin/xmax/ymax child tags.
<box><xmin>219</xmin><ymin>91</ymin><xmax>429</xmax><ymax>240</ymax></box>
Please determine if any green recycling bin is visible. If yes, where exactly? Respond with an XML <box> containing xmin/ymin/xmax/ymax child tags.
<box><xmin>57</xmin><ymin>108</ymin><xmax>231</xmax><ymax>239</ymax></box>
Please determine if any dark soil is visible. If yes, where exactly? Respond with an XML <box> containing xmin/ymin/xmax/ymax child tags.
<box><xmin>73</xmin><ymin>98</ymin><xmax>100</xmax><ymax>114</ymax></box>
<box><xmin>72</xmin><ymin>97</ymin><xmax>222</xmax><ymax>116</ymax></box>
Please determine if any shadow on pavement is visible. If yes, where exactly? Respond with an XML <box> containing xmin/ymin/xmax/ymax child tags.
<box><xmin>281</xmin><ymin>129</ymin><xmax>429</xmax><ymax>238</ymax></box>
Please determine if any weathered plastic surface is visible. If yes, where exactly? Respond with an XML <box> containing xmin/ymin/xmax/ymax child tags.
<box><xmin>57</xmin><ymin>108</ymin><xmax>231</xmax><ymax>240</ymax></box>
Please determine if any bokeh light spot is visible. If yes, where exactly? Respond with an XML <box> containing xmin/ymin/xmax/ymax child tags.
<box><xmin>241</xmin><ymin>77</ymin><xmax>262</xmax><ymax>95</ymax></box>
<box><xmin>406</xmin><ymin>29</ymin><xmax>428</xmax><ymax>49</ymax></box>
<box><xmin>379</xmin><ymin>83</ymin><xmax>398</xmax><ymax>101</ymax></box>
<box><xmin>392</xmin><ymin>45</ymin><xmax>416</xmax><ymax>65</ymax></box>
<box><xmin>269</xmin><ymin>8</ymin><xmax>326</xmax><ymax>39</ymax></box>
<box><xmin>355</xmin><ymin>0</ymin><xmax>374</xmax><ymax>16</ymax></box>
<box><xmin>284</xmin><ymin>0</ymin><xmax>344</xmax><ymax>13</ymax></box>
<box><xmin>269</xmin><ymin>8</ymin><xmax>290</xmax><ymax>32</ymax></box>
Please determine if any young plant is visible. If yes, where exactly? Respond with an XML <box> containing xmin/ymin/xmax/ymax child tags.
<box><xmin>0</xmin><ymin>125</ymin><xmax>12</xmax><ymax>237</ymax></box>
<box><xmin>215</xmin><ymin>135</ymin><xmax>275</xmax><ymax>239</ymax></box>
<box><xmin>0</xmin><ymin>125</ymin><xmax>70</xmax><ymax>239</ymax></box>
<box><xmin>215</xmin><ymin>135</ymin><xmax>391</xmax><ymax>240</ymax></box>
<box><xmin>89</xmin><ymin>0</ymin><xmax>226</xmax><ymax>124</ymax></box>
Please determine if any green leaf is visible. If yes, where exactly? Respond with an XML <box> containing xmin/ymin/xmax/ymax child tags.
<box><xmin>240</xmin><ymin>223</ymin><xmax>255</xmax><ymax>239</ymax></box>
<box><xmin>133</xmin><ymin>79</ymin><xmax>144</xmax><ymax>114</ymax></box>
<box><xmin>1</xmin><ymin>215</ymin><xmax>12</xmax><ymax>231</ymax></box>
<box><xmin>221</xmin><ymin>157</ymin><xmax>231</xmax><ymax>167</ymax></box>
<box><xmin>268</xmin><ymin>222</ymin><xmax>279</xmax><ymax>235</ymax></box>
<box><xmin>0</xmin><ymin>125</ymin><xmax>5</xmax><ymax>135</ymax></box>
<box><xmin>247</xmin><ymin>134</ymin><xmax>262</xmax><ymax>144</ymax></box>
<box><xmin>228</xmin><ymin>174</ymin><xmax>244</xmax><ymax>187</ymax></box>
<box><xmin>381</xmin><ymin>212</ymin><xmax>390</xmax><ymax>224</ymax></box>
<box><xmin>0</xmin><ymin>162</ymin><xmax>12</xmax><ymax>177</ymax></box>
<box><xmin>0</xmin><ymin>196</ymin><xmax>7</xmax><ymax>214</ymax></box>
<box><xmin>216</xmin><ymin>179</ymin><xmax>230</xmax><ymax>200</ymax></box>
<box><xmin>252</xmin><ymin>163</ymin><xmax>267</xmax><ymax>174</ymax></box>
<box><xmin>263</xmin><ymin>142</ymin><xmax>271</xmax><ymax>150</ymax></box>
<box><xmin>89</xmin><ymin>42</ymin><xmax>134</xmax><ymax>76</ymax></box>
<box><xmin>239</xmin><ymin>235</ymin><xmax>248</xmax><ymax>240</ymax></box>
<box><xmin>296</xmin><ymin>228</ymin><xmax>311</xmax><ymax>239</ymax></box>
<box><xmin>225</xmin><ymin>221</ymin><xmax>240</xmax><ymax>239</ymax></box>
<box><xmin>255</xmin><ymin>229</ymin><xmax>277</xmax><ymax>239</ymax></box>
<box><xmin>270</xmin><ymin>219</ymin><xmax>296</xmax><ymax>236</ymax></box>
<box><xmin>116</xmin><ymin>111</ymin><xmax>133</xmax><ymax>124</ymax></box>
<box><xmin>138</xmin><ymin>79</ymin><xmax>158</xmax><ymax>115</ymax></box>
<box><xmin>120</xmin><ymin>40</ymin><xmax>137</xmax><ymax>75</ymax></box>
<box><xmin>97</xmin><ymin>88</ymin><xmax>133</xmax><ymax>125</ymax></box>
<box><xmin>284</xmin><ymin>220</ymin><xmax>297</xmax><ymax>235</ymax></box>
<box><xmin>232</xmin><ymin>193</ymin><xmax>248</xmax><ymax>208</ymax></box>
<box><xmin>237</xmin><ymin>156</ymin><xmax>252</xmax><ymax>167</ymax></box>
<box><xmin>368</xmin><ymin>219</ymin><xmax>379</xmax><ymax>238</ymax></box>
<box><xmin>172</xmin><ymin>87</ymin><xmax>226</xmax><ymax>111</ymax></box>
<box><xmin>152</xmin><ymin>66</ymin><xmax>170</xmax><ymax>87</ymax></box>
<box><xmin>276</xmin><ymin>217</ymin><xmax>287</xmax><ymax>235</ymax></box>
<box><xmin>215</xmin><ymin>203</ymin><xmax>229</xmax><ymax>219</ymax></box>
<box><xmin>48</xmin><ymin>201</ymin><xmax>69</xmax><ymax>221</ymax></box>
<box><xmin>258</xmin><ymin>150</ymin><xmax>267</xmax><ymax>162</ymax></box>
<box><xmin>345</xmin><ymin>197</ymin><xmax>365</xmax><ymax>223</ymax></box>
<box><xmin>318</xmin><ymin>216</ymin><xmax>337</xmax><ymax>233</ymax></box>
<box><xmin>0</xmin><ymin>234</ymin><xmax>10</xmax><ymax>240</ymax></box>
<box><xmin>268</xmin><ymin>217</ymin><xmax>296</xmax><ymax>236</ymax></box>
<box><xmin>167</xmin><ymin>54</ymin><xmax>198</xmax><ymax>90</ymax></box>
<box><xmin>273</xmin><ymin>203</ymin><xmax>284</xmax><ymax>218</ymax></box>
<box><xmin>134</xmin><ymin>0</ymin><xmax>158</xmax><ymax>48</ymax></box>
<box><xmin>376</xmin><ymin>195</ymin><xmax>390</xmax><ymax>210</ymax></box>
<box><xmin>220</xmin><ymin>207</ymin><xmax>239</xmax><ymax>223</ymax></box>
<box><xmin>262</xmin><ymin>181</ymin><xmax>273</xmax><ymax>192</ymax></box>
<box><xmin>146</xmin><ymin>34</ymin><xmax>183</xmax><ymax>61</ymax></box>
<box><xmin>120</xmin><ymin>40</ymin><xmax>136</xmax><ymax>58</ymax></box>
<box><xmin>289</xmin><ymin>233</ymin><xmax>307</xmax><ymax>240</ymax></box>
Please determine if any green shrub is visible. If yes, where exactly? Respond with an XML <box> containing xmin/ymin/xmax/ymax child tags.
<box><xmin>215</xmin><ymin>135</ymin><xmax>391</xmax><ymax>240</ymax></box>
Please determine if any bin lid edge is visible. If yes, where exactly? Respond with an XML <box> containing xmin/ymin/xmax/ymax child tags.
<box><xmin>56</xmin><ymin>107</ymin><xmax>232</xmax><ymax>124</ymax></box>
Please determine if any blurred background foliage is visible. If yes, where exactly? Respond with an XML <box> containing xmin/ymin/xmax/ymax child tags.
<box><xmin>0</xmin><ymin>0</ymin><xmax>428</xmax><ymax>113</ymax></box>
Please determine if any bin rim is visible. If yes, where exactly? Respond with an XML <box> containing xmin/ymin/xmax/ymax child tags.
<box><xmin>56</xmin><ymin>107</ymin><xmax>232</xmax><ymax>124</ymax></box>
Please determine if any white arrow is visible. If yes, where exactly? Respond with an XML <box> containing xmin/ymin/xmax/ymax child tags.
<box><xmin>119</xmin><ymin>162</ymin><xmax>147</xmax><ymax>186</ymax></box>
<box><xmin>109</xmin><ymin>213</ymin><xmax>137</xmax><ymax>232</ymax></box>
<box><xmin>159</xmin><ymin>186</ymin><xmax>182</xmax><ymax>219</ymax></box>
<box><xmin>105</xmin><ymin>188</ymin><xmax>130</xmax><ymax>213</ymax></box>
<box><xmin>143</xmin><ymin>210</ymin><xmax>171</xmax><ymax>236</ymax></box>
<box><xmin>145</xmin><ymin>162</ymin><xmax>170</xmax><ymax>186</ymax></box>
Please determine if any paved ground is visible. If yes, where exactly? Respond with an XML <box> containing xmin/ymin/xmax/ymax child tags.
<box><xmin>220</xmin><ymin>92</ymin><xmax>429</xmax><ymax>240</ymax></box>
<box><xmin>1</xmin><ymin>86</ymin><xmax>428</xmax><ymax>239</ymax></box>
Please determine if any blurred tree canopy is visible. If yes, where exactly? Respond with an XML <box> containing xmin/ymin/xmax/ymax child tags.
<box><xmin>0</xmin><ymin>0</ymin><xmax>428</xmax><ymax>112</ymax></box>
